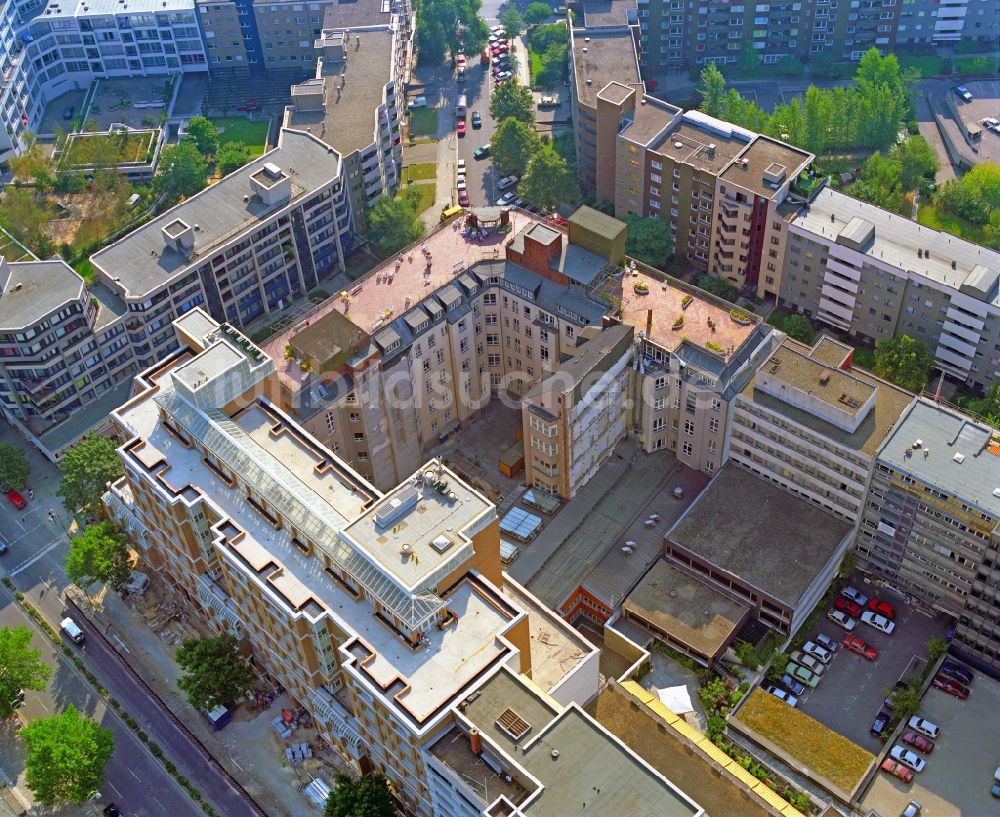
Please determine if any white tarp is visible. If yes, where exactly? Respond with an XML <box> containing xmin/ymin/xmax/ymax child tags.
<box><xmin>656</xmin><ymin>685</ymin><xmax>694</xmax><ymax>714</ymax></box>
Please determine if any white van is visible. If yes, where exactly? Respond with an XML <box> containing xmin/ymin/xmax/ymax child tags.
<box><xmin>500</xmin><ymin>540</ymin><xmax>519</xmax><ymax>564</ymax></box>
<box><xmin>60</xmin><ymin>617</ymin><xmax>85</xmax><ymax>644</ymax></box>
<box><xmin>456</xmin><ymin>94</ymin><xmax>468</xmax><ymax>118</ymax></box>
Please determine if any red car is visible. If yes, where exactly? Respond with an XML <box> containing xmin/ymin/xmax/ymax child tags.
<box><xmin>880</xmin><ymin>758</ymin><xmax>914</xmax><ymax>783</ymax></box>
<box><xmin>834</xmin><ymin>596</ymin><xmax>863</xmax><ymax>618</ymax></box>
<box><xmin>842</xmin><ymin>635</ymin><xmax>878</xmax><ymax>661</ymax></box>
<box><xmin>458</xmin><ymin>190</ymin><xmax>470</xmax><ymax>206</ymax></box>
<box><xmin>901</xmin><ymin>730</ymin><xmax>934</xmax><ymax>754</ymax></box>
<box><xmin>5</xmin><ymin>489</ymin><xmax>26</xmax><ymax>510</ymax></box>
<box><xmin>236</xmin><ymin>99</ymin><xmax>260</xmax><ymax>112</ymax></box>
<box><xmin>456</xmin><ymin>119</ymin><xmax>466</xmax><ymax>136</ymax></box>
<box><xmin>932</xmin><ymin>674</ymin><xmax>969</xmax><ymax>699</ymax></box>
<box><xmin>867</xmin><ymin>598</ymin><xmax>896</xmax><ymax>619</ymax></box>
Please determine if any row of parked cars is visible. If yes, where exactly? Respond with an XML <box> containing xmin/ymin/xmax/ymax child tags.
<box><xmin>488</xmin><ymin>27</ymin><xmax>514</xmax><ymax>84</ymax></box>
<box><xmin>763</xmin><ymin>631</ymin><xmax>843</xmax><ymax>705</ymax></box>
<box><xmin>826</xmin><ymin>585</ymin><xmax>897</xmax><ymax>635</ymax></box>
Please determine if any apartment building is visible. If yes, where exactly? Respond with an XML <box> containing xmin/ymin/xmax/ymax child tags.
<box><xmin>896</xmin><ymin>0</ymin><xmax>1000</xmax><ymax>47</ymax></box>
<box><xmin>781</xmin><ymin>186</ymin><xmax>1000</xmax><ymax>392</ymax></box>
<box><xmin>102</xmin><ymin>309</ymin><xmax>717</xmax><ymax>817</ymax></box>
<box><xmin>855</xmin><ymin>397</ymin><xmax>1000</xmax><ymax>677</ymax></box>
<box><xmin>284</xmin><ymin>24</ymin><xmax>404</xmax><ymax>232</ymax></box>
<box><xmin>730</xmin><ymin>334</ymin><xmax>913</xmax><ymax>523</ymax></box>
<box><xmin>521</xmin><ymin>323</ymin><xmax>634</xmax><ymax>498</ymax></box>
<box><xmin>0</xmin><ymin>257</ymin><xmax>144</xmax><ymax>458</ymax></box>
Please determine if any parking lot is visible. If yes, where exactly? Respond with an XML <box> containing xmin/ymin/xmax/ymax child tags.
<box><xmin>949</xmin><ymin>78</ymin><xmax>1000</xmax><ymax>166</ymax></box>
<box><xmin>792</xmin><ymin>582</ymin><xmax>948</xmax><ymax>750</ymax></box>
<box><xmin>861</xmin><ymin>667</ymin><xmax>1000</xmax><ymax>817</ymax></box>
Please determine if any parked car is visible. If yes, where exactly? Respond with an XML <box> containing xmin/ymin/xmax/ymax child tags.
<box><xmin>841</xmin><ymin>586</ymin><xmax>869</xmax><ymax>607</ymax></box>
<box><xmin>890</xmin><ymin>745</ymin><xmax>926</xmax><ymax>773</ymax></box>
<box><xmin>835</xmin><ymin>596</ymin><xmax>863</xmax><ymax>618</ymax></box>
<box><xmin>784</xmin><ymin>661</ymin><xmax>821</xmax><ymax>688</ymax></box>
<box><xmin>0</xmin><ymin>535</ymin><xmax>7</xmax><ymax>555</ymax></box>
<box><xmin>801</xmin><ymin>641</ymin><xmax>833</xmax><ymax>664</ymax></box>
<box><xmin>861</xmin><ymin>610</ymin><xmax>895</xmax><ymax>635</ymax></box>
<box><xmin>982</xmin><ymin>117</ymin><xmax>1000</xmax><ymax>132</ymax></box>
<box><xmin>60</xmin><ymin>617</ymin><xmax>85</xmax><ymax>644</ymax></box>
<box><xmin>880</xmin><ymin>757</ymin><xmax>914</xmax><ymax>784</ymax></box>
<box><xmin>471</xmin><ymin>110</ymin><xmax>482</xmax><ymax>128</ymax></box>
<box><xmin>458</xmin><ymin>190</ymin><xmax>470</xmax><ymax>207</ymax></box>
<box><xmin>843</xmin><ymin>634</ymin><xmax>878</xmax><ymax>660</ymax></box>
<box><xmin>62</xmin><ymin>105</ymin><xmax>75</xmax><ymax>120</ymax></box>
<box><xmin>789</xmin><ymin>650</ymin><xmax>827</xmax><ymax>676</ymax></box>
<box><xmin>481</xmin><ymin>47</ymin><xmax>490</xmax><ymax>64</ymax></box>
<box><xmin>901</xmin><ymin>729</ymin><xmax>934</xmax><ymax>754</ymax></box>
<box><xmin>764</xmin><ymin>685</ymin><xmax>798</xmax><ymax>707</ymax></box>
<box><xmin>870</xmin><ymin>710</ymin><xmax>891</xmax><ymax>737</ymax></box>
<box><xmin>826</xmin><ymin>609</ymin><xmax>857</xmax><ymax>632</ymax></box>
<box><xmin>236</xmin><ymin>99</ymin><xmax>260</xmax><ymax>112</ymax></box>
<box><xmin>103</xmin><ymin>805</ymin><xmax>123</xmax><ymax>817</ymax></box>
<box><xmin>496</xmin><ymin>190</ymin><xmax>518</xmax><ymax>206</ymax></box>
<box><xmin>409</xmin><ymin>95</ymin><xmax>428</xmax><ymax>108</ymax></box>
<box><xmin>940</xmin><ymin>659</ymin><xmax>974</xmax><ymax>686</ymax></box>
<box><xmin>497</xmin><ymin>174</ymin><xmax>519</xmax><ymax>190</ymax></box>
<box><xmin>867</xmin><ymin>597</ymin><xmax>896</xmax><ymax>619</ymax></box>
<box><xmin>456</xmin><ymin>119</ymin><xmax>466</xmax><ymax>136</ymax></box>
<box><xmin>538</xmin><ymin>95</ymin><xmax>557</xmax><ymax>108</ymax></box>
<box><xmin>5</xmin><ymin>489</ymin><xmax>26</xmax><ymax>510</ymax></box>
<box><xmin>456</xmin><ymin>158</ymin><xmax>466</xmax><ymax>173</ymax></box>
<box><xmin>900</xmin><ymin>800</ymin><xmax>922</xmax><ymax>817</ymax></box>
<box><xmin>954</xmin><ymin>85</ymin><xmax>973</xmax><ymax>102</ymax></box>
<box><xmin>780</xmin><ymin>674</ymin><xmax>806</xmax><ymax>696</ymax></box>
<box><xmin>884</xmin><ymin>680</ymin><xmax>910</xmax><ymax>710</ymax></box>
<box><xmin>813</xmin><ymin>632</ymin><xmax>840</xmax><ymax>655</ymax></box>
<box><xmin>473</xmin><ymin>144</ymin><xmax>490</xmax><ymax>159</ymax></box>
<box><xmin>457</xmin><ymin>66</ymin><xmax>466</xmax><ymax>83</ymax></box>
<box><xmin>456</xmin><ymin>175</ymin><xmax>466</xmax><ymax>190</ymax></box>
<box><xmin>494</xmin><ymin>70</ymin><xmax>513</xmax><ymax>82</ymax></box>
<box><xmin>932</xmin><ymin>674</ymin><xmax>969</xmax><ymax>699</ymax></box>
<box><xmin>907</xmin><ymin>716</ymin><xmax>939</xmax><ymax>738</ymax></box>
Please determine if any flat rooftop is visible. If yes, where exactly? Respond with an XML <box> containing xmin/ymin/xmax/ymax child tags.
<box><xmin>620</xmin><ymin>95</ymin><xmax>680</xmax><ymax>147</ymax></box>
<box><xmin>571</xmin><ymin>27</ymin><xmax>640</xmax><ymax>109</ymax></box>
<box><xmin>792</xmin><ymin>188</ymin><xmax>1000</xmax><ymax>302</ymax></box>
<box><xmin>761</xmin><ymin>342</ymin><xmax>876</xmax><ymax>416</ymax></box>
<box><xmin>580</xmin><ymin>0</ymin><xmax>636</xmax><ymax>27</ymax></box>
<box><xmin>596</xmin><ymin>269</ymin><xmax>757</xmax><ymax>360</ymax></box>
<box><xmin>285</xmin><ymin>28</ymin><xmax>394</xmax><ymax>156</ymax></box>
<box><xmin>624</xmin><ymin>559</ymin><xmax>749</xmax><ymax>659</ymax></box>
<box><xmin>877</xmin><ymin>397</ymin><xmax>1000</xmax><ymax>519</ymax></box>
<box><xmin>91</xmin><ymin>130</ymin><xmax>340</xmax><ymax>298</ymax></box>
<box><xmin>321</xmin><ymin>0</ymin><xmax>393</xmax><ymax>27</ymax></box>
<box><xmin>45</xmin><ymin>0</ymin><xmax>192</xmax><ymax>17</ymax></box>
<box><xmin>650</xmin><ymin>117</ymin><xmax>750</xmax><ymax>176</ymax></box>
<box><xmin>740</xmin><ymin>337</ymin><xmax>914</xmax><ymax>457</ymax></box>
<box><xmin>720</xmin><ymin>135</ymin><xmax>812</xmax><ymax>199</ymax></box>
<box><xmin>668</xmin><ymin>465</ymin><xmax>853</xmax><ymax>607</ymax></box>
<box><xmin>0</xmin><ymin>260</ymin><xmax>84</xmax><ymax>330</ymax></box>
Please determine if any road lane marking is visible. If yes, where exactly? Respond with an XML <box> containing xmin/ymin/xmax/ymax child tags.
<box><xmin>231</xmin><ymin>758</ymin><xmax>244</xmax><ymax>772</ymax></box>
<box><xmin>9</xmin><ymin>540</ymin><xmax>61</xmax><ymax>575</ymax></box>
<box><xmin>151</xmin><ymin>796</ymin><xmax>165</xmax><ymax>813</ymax></box>
<box><xmin>108</xmin><ymin>782</ymin><xmax>122</xmax><ymax>797</ymax></box>
<box><xmin>129</xmin><ymin>768</ymin><xmax>141</xmax><ymax>781</ymax></box>
<box><xmin>110</xmin><ymin>634</ymin><xmax>130</xmax><ymax>654</ymax></box>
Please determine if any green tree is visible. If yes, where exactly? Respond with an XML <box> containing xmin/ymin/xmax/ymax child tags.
<box><xmin>217</xmin><ymin>141</ymin><xmax>251</xmax><ymax>176</ymax></box>
<box><xmin>698</xmin><ymin>63</ymin><xmax>726</xmax><ymax>118</ymax></box>
<box><xmin>0</xmin><ymin>188</ymin><xmax>49</xmax><ymax>254</ymax></box>
<box><xmin>695</xmin><ymin>273</ymin><xmax>739</xmax><ymax>303</ymax></box>
<box><xmin>499</xmin><ymin>6</ymin><xmax>524</xmax><ymax>41</ymax></box>
<box><xmin>734</xmin><ymin>641</ymin><xmax>760</xmax><ymax>670</ymax></box>
<box><xmin>157</xmin><ymin>141</ymin><xmax>207</xmax><ymax>204</ymax></box>
<box><xmin>0</xmin><ymin>442</ymin><xmax>30</xmax><ymax>489</ymax></box>
<box><xmin>491</xmin><ymin>117</ymin><xmax>541</xmax><ymax>177</ymax></box>
<box><xmin>415</xmin><ymin>0</ymin><xmax>488</xmax><ymax>64</ymax></box>
<box><xmin>176</xmin><ymin>634</ymin><xmax>256</xmax><ymax>711</ymax></box>
<box><xmin>622</xmin><ymin>214</ymin><xmax>673</xmax><ymax>268</ymax></box>
<box><xmin>523</xmin><ymin>1</ymin><xmax>550</xmax><ymax>25</ymax></box>
<box><xmin>855</xmin><ymin>48</ymin><xmax>904</xmax><ymax>92</ymax></box>
<box><xmin>536</xmin><ymin>41</ymin><xmax>568</xmax><ymax>90</ymax></box>
<box><xmin>0</xmin><ymin>627</ymin><xmax>51</xmax><ymax>718</ymax></box>
<box><xmin>185</xmin><ymin>116</ymin><xmax>219</xmax><ymax>156</ymax></box>
<box><xmin>520</xmin><ymin>147</ymin><xmax>579</xmax><ymax>212</ymax></box>
<box><xmin>926</xmin><ymin>637</ymin><xmax>948</xmax><ymax>664</ymax></box>
<box><xmin>490</xmin><ymin>81</ymin><xmax>535</xmax><ymax>125</ymax></box>
<box><xmin>978</xmin><ymin>382</ymin><xmax>1000</xmax><ymax>427</ymax></box>
<box><xmin>56</xmin><ymin>433</ymin><xmax>124</xmax><ymax>516</ymax></box>
<box><xmin>65</xmin><ymin>522</ymin><xmax>132</xmax><ymax>591</ymax></box>
<box><xmin>721</xmin><ymin>89</ymin><xmax>769</xmax><ymax>132</ymax></box>
<box><xmin>782</xmin><ymin>313</ymin><xmax>814</xmax><ymax>344</ymax></box>
<box><xmin>8</xmin><ymin>140</ymin><xmax>54</xmax><ymax>187</ymax></box>
<box><xmin>892</xmin><ymin>135</ymin><xmax>937</xmax><ymax>191</ymax></box>
<box><xmin>765</xmin><ymin>652</ymin><xmax>788</xmax><ymax>684</ymax></box>
<box><xmin>738</xmin><ymin>41</ymin><xmax>759</xmax><ymax>74</ymax></box>
<box><xmin>774</xmin><ymin>56</ymin><xmax>805</xmax><ymax>78</ymax></box>
<box><xmin>874</xmin><ymin>334</ymin><xmax>932</xmax><ymax>392</ymax></box>
<box><xmin>890</xmin><ymin>685</ymin><xmax>920</xmax><ymax>721</ymax></box>
<box><xmin>851</xmin><ymin>152</ymin><xmax>903</xmax><ymax>211</ymax></box>
<box><xmin>22</xmin><ymin>705</ymin><xmax>114</xmax><ymax>806</ymax></box>
<box><xmin>368</xmin><ymin>196</ymin><xmax>426</xmax><ymax>258</ymax></box>
<box><xmin>324</xmin><ymin>773</ymin><xmax>395</xmax><ymax>817</ymax></box>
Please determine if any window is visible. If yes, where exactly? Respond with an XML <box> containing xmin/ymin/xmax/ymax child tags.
<box><xmin>349</xmin><ymin>412</ymin><xmax>360</xmax><ymax>423</ymax></box>
<box><xmin>708</xmin><ymin>417</ymin><xmax>719</xmax><ymax>433</ymax></box>
<box><xmin>436</xmin><ymin>349</ymin><xmax>445</xmax><ymax>364</ymax></box>
<box><xmin>684</xmin><ymin>419</ymin><xmax>694</xmax><ymax>436</ymax></box>
<box><xmin>353</xmin><ymin>432</ymin><xmax>365</xmax><ymax>442</ymax></box>
<box><xmin>488</xmin><ymin>354</ymin><xmax>501</xmax><ymax>366</ymax></box>
<box><xmin>654</xmin><ymin>376</ymin><xmax>667</xmax><ymax>390</ymax></box>
<box><xmin>682</xmin><ymin>441</ymin><xmax>693</xmax><ymax>456</ymax></box>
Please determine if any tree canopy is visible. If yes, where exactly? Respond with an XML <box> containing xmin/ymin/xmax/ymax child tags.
<box><xmin>368</xmin><ymin>195</ymin><xmax>426</xmax><ymax>258</ymax></box>
<box><xmin>520</xmin><ymin>148</ymin><xmax>579</xmax><ymax>212</ymax></box>
<box><xmin>935</xmin><ymin>162</ymin><xmax>1000</xmax><ymax>226</ymax></box>
<box><xmin>217</xmin><ymin>141</ymin><xmax>250</xmax><ymax>176</ymax></box>
<box><xmin>57</xmin><ymin>433</ymin><xmax>125</xmax><ymax>517</ymax></box>
<box><xmin>523</xmin><ymin>2</ymin><xmax>551</xmax><ymax>25</ymax></box>
<box><xmin>489</xmin><ymin>81</ymin><xmax>534</xmax><ymax>125</ymax></box>
<box><xmin>873</xmin><ymin>334</ymin><xmax>932</xmax><ymax>392</ymax></box>
<box><xmin>22</xmin><ymin>705</ymin><xmax>114</xmax><ymax>806</ymax></box>
<box><xmin>184</xmin><ymin>116</ymin><xmax>220</xmax><ymax>156</ymax></box>
<box><xmin>498</xmin><ymin>6</ymin><xmax>524</xmax><ymax>40</ymax></box>
<box><xmin>781</xmin><ymin>314</ymin><xmax>815</xmax><ymax>344</ymax></box>
<box><xmin>622</xmin><ymin>215</ymin><xmax>673</xmax><ymax>268</ymax></box>
<box><xmin>176</xmin><ymin>634</ymin><xmax>256</xmax><ymax>711</ymax></box>
<box><xmin>324</xmin><ymin>773</ymin><xmax>395</xmax><ymax>817</ymax></box>
<box><xmin>157</xmin><ymin>141</ymin><xmax>207</xmax><ymax>204</ymax></box>
<box><xmin>415</xmin><ymin>0</ymin><xmax>488</xmax><ymax>64</ymax></box>
<box><xmin>491</xmin><ymin>118</ymin><xmax>541</xmax><ymax>178</ymax></box>
<box><xmin>0</xmin><ymin>627</ymin><xmax>51</xmax><ymax>718</ymax></box>
<box><xmin>697</xmin><ymin>64</ymin><xmax>726</xmax><ymax>118</ymax></box>
<box><xmin>65</xmin><ymin>522</ymin><xmax>132</xmax><ymax>591</ymax></box>
<box><xmin>0</xmin><ymin>442</ymin><xmax>30</xmax><ymax>490</ymax></box>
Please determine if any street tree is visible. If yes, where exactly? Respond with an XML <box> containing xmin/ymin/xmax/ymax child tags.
<box><xmin>184</xmin><ymin>116</ymin><xmax>219</xmax><ymax>156</ymax></box>
<box><xmin>157</xmin><ymin>141</ymin><xmax>207</xmax><ymax>204</ymax></box>
<box><xmin>523</xmin><ymin>2</ymin><xmax>551</xmax><ymax>26</ymax></box>
<box><xmin>56</xmin><ymin>432</ymin><xmax>124</xmax><ymax>517</ymax></box>
<box><xmin>489</xmin><ymin>81</ymin><xmax>534</xmax><ymax>125</ymax></box>
<box><xmin>520</xmin><ymin>148</ymin><xmax>579</xmax><ymax>212</ymax></box>
<box><xmin>176</xmin><ymin>634</ymin><xmax>257</xmax><ymax>711</ymax></box>
<box><xmin>65</xmin><ymin>522</ymin><xmax>132</xmax><ymax>591</ymax></box>
<box><xmin>324</xmin><ymin>773</ymin><xmax>395</xmax><ymax>817</ymax></box>
<box><xmin>873</xmin><ymin>334</ymin><xmax>932</xmax><ymax>392</ymax></box>
<box><xmin>781</xmin><ymin>313</ymin><xmax>815</xmax><ymax>344</ymax></box>
<box><xmin>22</xmin><ymin>705</ymin><xmax>114</xmax><ymax>806</ymax></box>
<box><xmin>697</xmin><ymin>63</ymin><xmax>726</xmax><ymax>118</ymax></box>
<box><xmin>0</xmin><ymin>627</ymin><xmax>51</xmax><ymax>718</ymax></box>
<box><xmin>0</xmin><ymin>442</ymin><xmax>30</xmax><ymax>489</ymax></box>
<box><xmin>217</xmin><ymin>141</ymin><xmax>251</xmax><ymax>176</ymax></box>
<box><xmin>499</xmin><ymin>6</ymin><xmax>524</xmax><ymax>41</ymax></box>
<box><xmin>415</xmin><ymin>0</ymin><xmax>488</xmax><ymax>64</ymax></box>
<box><xmin>367</xmin><ymin>195</ymin><xmax>426</xmax><ymax>258</ymax></box>
<box><xmin>490</xmin><ymin>118</ymin><xmax>541</xmax><ymax>178</ymax></box>
<box><xmin>621</xmin><ymin>214</ymin><xmax>673</xmax><ymax>268</ymax></box>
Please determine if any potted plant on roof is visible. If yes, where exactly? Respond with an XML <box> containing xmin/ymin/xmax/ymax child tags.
<box><xmin>634</xmin><ymin>281</ymin><xmax>649</xmax><ymax>294</ymax></box>
<box><xmin>681</xmin><ymin>294</ymin><xmax>693</xmax><ymax>309</ymax></box>
<box><xmin>729</xmin><ymin>309</ymin><xmax>752</xmax><ymax>325</ymax></box>
<box><xmin>672</xmin><ymin>315</ymin><xmax>684</xmax><ymax>330</ymax></box>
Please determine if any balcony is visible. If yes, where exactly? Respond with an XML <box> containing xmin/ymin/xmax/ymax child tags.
<box><xmin>196</xmin><ymin>573</ymin><xmax>244</xmax><ymax>634</ymax></box>
<box><xmin>311</xmin><ymin>685</ymin><xmax>364</xmax><ymax>757</ymax></box>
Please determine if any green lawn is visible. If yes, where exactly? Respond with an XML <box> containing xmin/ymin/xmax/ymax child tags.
<box><xmin>399</xmin><ymin>181</ymin><xmax>436</xmax><ymax>215</ymax></box>
<box><xmin>898</xmin><ymin>55</ymin><xmax>942</xmax><ymax>78</ymax></box>
<box><xmin>210</xmin><ymin>117</ymin><xmax>270</xmax><ymax>156</ymax></box>
<box><xmin>401</xmin><ymin>162</ymin><xmax>437</xmax><ymax>183</ymax></box>
<box><xmin>529</xmin><ymin>50</ymin><xmax>543</xmax><ymax>88</ymax></box>
<box><xmin>61</xmin><ymin>130</ymin><xmax>156</xmax><ymax>167</ymax></box>
<box><xmin>408</xmin><ymin>108</ymin><xmax>438</xmax><ymax>138</ymax></box>
<box><xmin>851</xmin><ymin>346</ymin><xmax>876</xmax><ymax>371</ymax></box>
<box><xmin>917</xmin><ymin>201</ymin><xmax>993</xmax><ymax>249</ymax></box>
<box><xmin>72</xmin><ymin>257</ymin><xmax>95</xmax><ymax>282</ymax></box>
